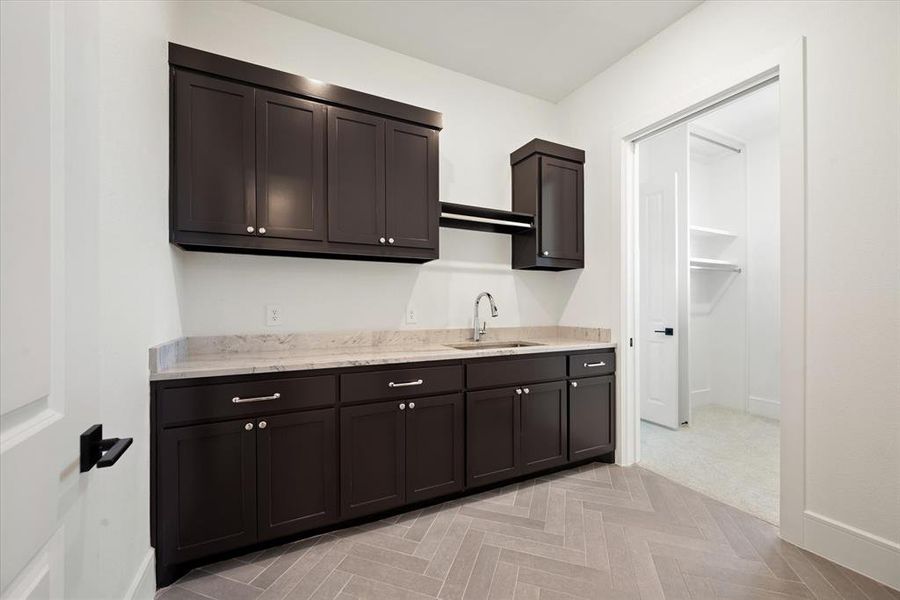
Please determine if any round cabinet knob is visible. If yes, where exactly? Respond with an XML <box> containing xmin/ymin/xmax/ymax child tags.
<box><xmin>515</xmin><ymin>388</ymin><xmax>523</xmax><ymax>395</ymax></box>
<box><xmin>542</xmin><ymin>250</ymin><xmax>550</xmax><ymax>257</ymax></box>
<box><xmin>523</xmin><ymin>388</ymin><xmax>530</xmax><ymax>394</ymax></box>
<box><xmin>244</xmin><ymin>422</ymin><xmax>254</xmax><ymax>431</ymax></box>
<box><xmin>379</xmin><ymin>237</ymin><xmax>386</xmax><ymax>244</ymax></box>
<box><xmin>409</xmin><ymin>402</ymin><xmax>415</xmax><ymax>409</ymax></box>
<box><xmin>258</xmin><ymin>227</ymin><xmax>267</xmax><ymax>235</ymax></box>
<box><xmin>247</xmin><ymin>226</ymin><xmax>255</xmax><ymax>233</ymax></box>
<box><xmin>399</xmin><ymin>403</ymin><xmax>406</xmax><ymax>410</ymax></box>
<box><xmin>571</xmin><ymin>381</ymin><xmax>578</xmax><ymax>388</ymax></box>
<box><xmin>258</xmin><ymin>421</ymin><xmax>267</xmax><ymax>429</ymax></box>
<box><xmin>388</xmin><ymin>238</ymin><xmax>395</xmax><ymax>244</ymax></box>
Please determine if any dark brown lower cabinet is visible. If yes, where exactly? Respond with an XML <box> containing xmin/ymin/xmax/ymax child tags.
<box><xmin>153</xmin><ymin>350</ymin><xmax>616</xmax><ymax>588</ymax></box>
<box><xmin>568</xmin><ymin>376</ymin><xmax>615</xmax><ymax>461</ymax></box>
<box><xmin>159</xmin><ymin>419</ymin><xmax>257</xmax><ymax>563</ymax></box>
<box><xmin>340</xmin><ymin>400</ymin><xmax>406</xmax><ymax>519</ymax></box>
<box><xmin>520</xmin><ymin>381</ymin><xmax>567</xmax><ymax>475</ymax></box>
<box><xmin>466</xmin><ymin>387</ymin><xmax>520</xmax><ymax>487</ymax></box>
<box><xmin>257</xmin><ymin>409</ymin><xmax>337</xmax><ymax>542</ymax></box>
<box><xmin>406</xmin><ymin>394</ymin><xmax>464</xmax><ymax>503</ymax></box>
<box><xmin>340</xmin><ymin>394</ymin><xmax>464</xmax><ymax>518</ymax></box>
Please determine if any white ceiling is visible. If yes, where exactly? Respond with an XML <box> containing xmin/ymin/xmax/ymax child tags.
<box><xmin>250</xmin><ymin>0</ymin><xmax>702</xmax><ymax>102</ymax></box>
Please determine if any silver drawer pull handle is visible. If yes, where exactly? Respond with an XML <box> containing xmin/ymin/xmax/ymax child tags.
<box><xmin>232</xmin><ymin>392</ymin><xmax>281</xmax><ymax>404</ymax></box>
<box><xmin>388</xmin><ymin>379</ymin><xmax>423</xmax><ymax>388</ymax></box>
<box><xmin>583</xmin><ymin>362</ymin><xmax>606</xmax><ymax>368</ymax></box>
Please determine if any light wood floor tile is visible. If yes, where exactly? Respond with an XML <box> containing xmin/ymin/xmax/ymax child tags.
<box><xmin>156</xmin><ymin>464</ymin><xmax>898</xmax><ymax>600</ymax></box>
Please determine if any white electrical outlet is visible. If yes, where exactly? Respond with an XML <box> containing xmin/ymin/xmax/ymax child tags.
<box><xmin>266</xmin><ymin>304</ymin><xmax>282</xmax><ymax>327</ymax></box>
<box><xmin>405</xmin><ymin>306</ymin><xmax>418</xmax><ymax>324</ymax></box>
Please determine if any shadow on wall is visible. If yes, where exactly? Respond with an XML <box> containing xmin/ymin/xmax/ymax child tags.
<box><xmin>175</xmin><ymin>227</ymin><xmax>580</xmax><ymax>335</ymax></box>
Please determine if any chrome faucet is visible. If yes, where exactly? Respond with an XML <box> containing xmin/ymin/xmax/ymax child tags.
<box><xmin>473</xmin><ymin>291</ymin><xmax>499</xmax><ymax>342</ymax></box>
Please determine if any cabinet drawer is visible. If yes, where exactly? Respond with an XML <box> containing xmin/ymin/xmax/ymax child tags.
<box><xmin>340</xmin><ymin>365</ymin><xmax>463</xmax><ymax>404</ymax></box>
<box><xmin>568</xmin><ymin>352</ymin><xmax>615</xmax><ymax>377</ymax></box>
<box><xmin>467</xmin><ymin>355</ymin><xmax>566</xmax><ymax>389</ymax></box>
<box><xmin>159</xmin><ymin>375</ymin><xmax>335</xmax><ymax>426</ymax></box>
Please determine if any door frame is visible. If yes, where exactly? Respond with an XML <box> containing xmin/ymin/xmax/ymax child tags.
<box><xmin>615</xmin><ymin>38</ymin><xmax>807</xmax><ymax>545</ymax></box>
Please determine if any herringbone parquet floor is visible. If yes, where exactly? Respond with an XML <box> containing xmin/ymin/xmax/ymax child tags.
<box><xmin>156</xmin><ymin>464</ymin><xmax>899</xmax><ymax>600</ymax></box>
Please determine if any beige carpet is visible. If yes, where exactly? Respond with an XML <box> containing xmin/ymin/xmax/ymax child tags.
<box><xmin>640</xmin><ymin>404</ymin><xmax>779</xmax><ymax>524</ymax></box>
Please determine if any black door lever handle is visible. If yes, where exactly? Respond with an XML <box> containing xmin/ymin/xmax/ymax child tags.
<box><xmin>80</xmin><ymin>424</ymin><xmax>133</xmax><ymax>472</ymax></box>
<box><xmin>654</xmin><ymin>328</ymin><xmax>674</xmax><ymax>336</ymax></box>
<box><xmin>97</xmin><ymin>437</ymin><xmax>133</xmax><ymax>468</ymax></box>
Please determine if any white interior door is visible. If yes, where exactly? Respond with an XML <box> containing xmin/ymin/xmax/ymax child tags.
<box><xmin>1</xmin><ymin>3</ymin><xmax>103</xmax><ymax>598</ymax></box>
<box><xmin>638</xmin><ymin>124</ymin><xmax>688</xmax><ymax>430</ymax></box>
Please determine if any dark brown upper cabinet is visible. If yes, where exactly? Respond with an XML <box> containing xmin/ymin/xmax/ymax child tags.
<box><xmin>256</xmin><ymin>91</ymin><xmax>326</xmax><ymax>241</ymax></box>
<box><xmin>169</xmin><ymin>43</ymin><xmax>441</xmax><ymax>263</ymax></box>
<box><xmin>385</xmin><ymin>121</ymin><xmax>439</xmax><ymax>249</ymax></box>
<box><xmin>511</xmin><ymin>139</ymin><xmax>585</xmax><ymax>270</ymax></box>
<box><xmin>174</xmin><ymin>71</ymin><xmax>255</xmax><ymax>237</ymax></box>
<box><xmin>327</xmin><ymin>107</ymin><xmax>386</xmax><ymax>246</ymax></box>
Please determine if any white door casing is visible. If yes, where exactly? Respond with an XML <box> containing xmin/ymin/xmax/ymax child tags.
<box><xmin>637</xmin><ymin>124</ymin><xmax>687</xmax><ymax>430</ymax></box>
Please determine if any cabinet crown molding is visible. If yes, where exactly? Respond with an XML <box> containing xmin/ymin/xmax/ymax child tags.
<box><xmin>169</xmin><ymin>43</ymin><xmax>442</xmax><ymax>130</ymax></box>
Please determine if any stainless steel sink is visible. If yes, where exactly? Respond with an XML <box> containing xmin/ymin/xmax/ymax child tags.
<box><xmin>445</xmin><ymin>340</ymin><xmax>545</xmax><ymax>350</ymax></box>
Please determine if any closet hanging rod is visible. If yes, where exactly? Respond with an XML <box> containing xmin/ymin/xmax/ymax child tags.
<box><xmin>690</xmin><ymin>132</ymin><xmax>742</xmax><ymax>154</ymax></box>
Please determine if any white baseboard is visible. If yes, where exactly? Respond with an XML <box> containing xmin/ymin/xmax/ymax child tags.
<box><xmin>124</xmin><ymin>549</ymin><xmax>156</xmax><ymax>600</ymax></box>
<box><xmin>748</xmin><ymin>395</ymin><xmax>780</xmax><ymax>420</ymax></box>
<box><xmin>802</xmin><ymin>510</ymin><xmax>900</xmax><ymax>590</ymax></box>
<box><xmin>690</xmin><ymin>388</ymin><xmax>711</xmax><ymax>407</ymax></box>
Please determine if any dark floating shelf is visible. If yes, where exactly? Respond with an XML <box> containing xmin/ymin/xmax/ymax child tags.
<box><xmin>440</xmin><ymin>202</ymin><xmax>534</xmax><ymax>234</ymax></box>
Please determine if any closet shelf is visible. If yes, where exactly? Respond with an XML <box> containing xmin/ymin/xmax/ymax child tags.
<box><xmin>690</xmin><ymin>225</ymin><xmax>738</xmax><ymax>238</ymax></box>
<box><xmin>690</xmin><ymin>257</ymin><xmax>742</xmax><ymax>273</ymax></box>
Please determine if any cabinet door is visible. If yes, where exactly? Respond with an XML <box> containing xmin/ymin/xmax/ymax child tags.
<box><xmin>520</xmin><ymin>381</ymin><xmax>567</xmax><ymax>475</ymax></box>
<box><xmin>539</xmin><ymin>157</ymin><xmax>583</xmax><ymax>260</ymax></box>
<box><xmin>340</xmin><ymin>400</ymin><xmax>405</xmax><ymax>519</ymax></box>
<box><xmin>466</xmin><ymin>387</ymin><xmax>520</xmax><ymax>487</ymax></box>
<box><xmin>256</xmin><ymin>91</ymin><xmax>326</xmax><ymax>241</ymax></box>
<box><xmin>568</xmin><ymin>376</ymin><xmax>615</xmax><ymax>461</ymax></box>
<box><xmin>385</xmin><ymin>121</ymin><xmax>438</xmax><ymax>250</ymax></box>
<box><xmin>257</xmin><ymin>409</ymin><xmax>337</xmax><ymax>542</ymax></box>
<box><xmin>327</xmin><ymin>107</ymin><xmax>385</xmax><ymax>246</ymax></box>
<box><xmin>175</xmin><ymin>70</ymin><xmax>255</xmax><ymax>236</ymax></box>
<box><xmin>406</xmin><ymin>394</ymin><xmax>464</xmax><ymax>503</ymax></box>
<box><xmin>159</xmin><ymin>419</ymin><xmax>257</xmax><ymax>563</ymax></box>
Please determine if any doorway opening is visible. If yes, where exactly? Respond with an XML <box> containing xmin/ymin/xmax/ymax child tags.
<box><xmin>635</xmin><ymin>82</ymin><xmax>781</xmax><ymax>524</ymax></box>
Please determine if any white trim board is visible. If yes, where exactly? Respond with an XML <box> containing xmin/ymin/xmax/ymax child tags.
<box><xmin>748</xmin><ymin>395</ymin><xmax>780</xmax><ymax>420</ymax></box>
<box><xmin>803</xmin><ymin>511</ymin><xmax>900</xmax><ymax>590</ymax></box>
<box><xmin>124</xmin><ymin>549</ymin><xmax>155</xmax><ymax>600</ymax></box>
<box><xmin>613</xmin><ymin>37</ymin><xmax>807</xmax><ymax>545</ymax></box>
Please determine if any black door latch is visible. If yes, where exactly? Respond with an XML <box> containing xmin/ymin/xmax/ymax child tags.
<box><xmin>80</xmin><ymin>424</ymin><xmax>133</xmax><ymax>472</ymax></box>
<box><xmin>654</xmin><ymin>327</ymin><xmax>674</xmax><ymax>336</ymax></box>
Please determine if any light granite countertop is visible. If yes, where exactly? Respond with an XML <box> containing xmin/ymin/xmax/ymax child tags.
<box><xmin>150</xmin><ymin>326</ymin><xmax>615</xmax><ymax>381</ymax></box>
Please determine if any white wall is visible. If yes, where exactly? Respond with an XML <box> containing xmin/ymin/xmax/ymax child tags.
<box><xmin>170</xmin><ymin>1</ymin><xmax>570</xmax><ymax>336</ymax></box>
<box><xmin>556</xmin><ymin>0</ymin><xmax>899</xmax><ymax>581</ymax></box>
<box><xmin>688</xmin><ymin>142</ymin><xmax>748</xmax><ymax>414</ymax></box>
<box><xmin>745</xmin><ymin>130</ymin><xmax>780</xmax><ymax>419</ymax></box>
